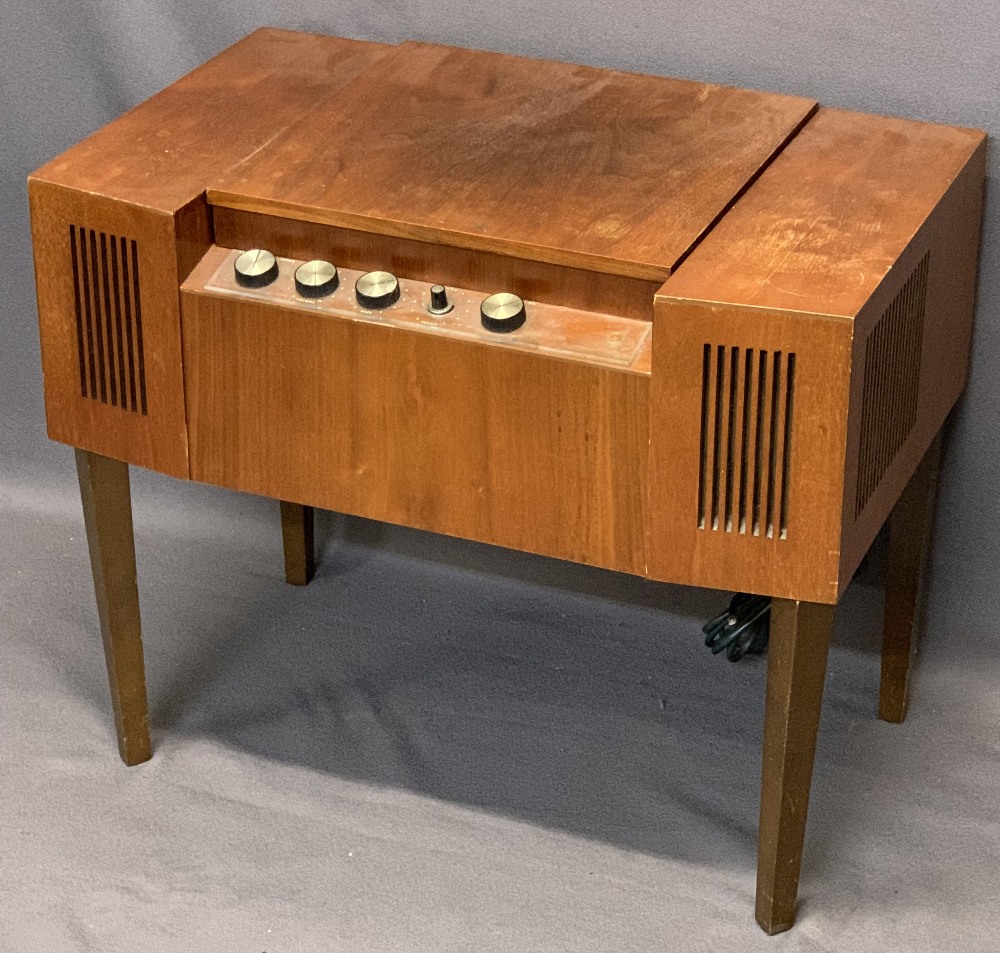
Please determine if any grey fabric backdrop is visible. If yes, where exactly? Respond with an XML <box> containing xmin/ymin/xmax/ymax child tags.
<box><xmin>1</xmin><ymin>3</ymin><xmax>998</xmax><ymax>951</ymax></box>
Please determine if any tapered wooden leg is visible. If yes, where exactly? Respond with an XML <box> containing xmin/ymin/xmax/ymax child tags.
<box><xmin>879</xmin><ymin>435</ymin><xmax>943</xmax><ymax>723</ymax></box>
<box><xmin>756</xmin><ymin>599</ymin><xmax>834</xmax><ymax>934</ymax></box>
<box><xmin>280</xmin><ymin>501</ymin><xmax>315</xmax><ymax>586</ymax></box>
<box><xmin>75</xmin><ymin>449</ymin><xmax>151</xmax><ymax>766</ymax></box>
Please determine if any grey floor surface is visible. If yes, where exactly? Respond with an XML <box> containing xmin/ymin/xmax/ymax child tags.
<box><xmin>2</xmin><ymin>458</ymin><xmax>998</xmax><ymax>952</ymax></box>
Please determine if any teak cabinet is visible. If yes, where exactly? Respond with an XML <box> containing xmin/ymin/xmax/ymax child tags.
<box><xmin>29</xmin><ymin>29</ymin><xmax>986</xmax><ymax>935</ymax></box>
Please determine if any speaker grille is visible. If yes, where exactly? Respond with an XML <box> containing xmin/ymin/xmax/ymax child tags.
<box><xmin>70</xmin><ymin>225</ymin><xmax>147</xmax><ymax>415</ymax></box>
<box><xmin>855</xmin><ymin>253</ymin><xmax>929</xmax><ymax>518</ymax></box>
<box><xmin>698</xmin><ymin>346</ymin><xmax>795</xmax><ymax>539</ymax></box>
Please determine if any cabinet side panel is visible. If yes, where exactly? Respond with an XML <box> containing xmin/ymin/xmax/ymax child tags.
<box><xmin>646</xmin><ymin>302</ymin><xmax>852</xmax><ymax>604</ymax></box>
<box><xmin>838</xmin><ymin>139</ymin><xmax>988</xmax><ymax>586</ymax></box>
<box><xmin>29</xmin><ymin>180</ymin><xmax>195</xmax><ymax>477</ymax></box>
<box><xmin>646</xmin><ymin>108</ymin><xmax>984</xmax><ymax>602</ymax></box>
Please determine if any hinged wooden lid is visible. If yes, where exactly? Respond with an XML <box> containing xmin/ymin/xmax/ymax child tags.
<box><xmin>207</xmin><ymin>41</ymin><xmax>816</xmax><ymax>280</ymax></box>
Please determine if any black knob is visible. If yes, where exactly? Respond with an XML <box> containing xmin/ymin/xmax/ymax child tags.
<box><xmin>234</xmin><ymin>249</ymin><xmax>279</xmax><ymax>288</ymax></box>
<box><xmin>480</xmin><ymin>292</ymin><xmax>526</xmax><ymax>333</ymax></box>
<box><xmin>295</xmin><ymin>260</ymin><xmax>339</xmax><ymax>298</ymax></box>
<box><xmin>427</xmin><ymin>284</ymin><xmax>453</xmax><ymax>315</ymax></box>
<box><xmin>355</xmin><ymin>271</ymin><xmax>400</xmax><ymax>309</ymax></box>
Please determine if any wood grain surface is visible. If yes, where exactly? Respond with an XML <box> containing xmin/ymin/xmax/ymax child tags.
<box><xmin>756</xmin><ymin>599</ymin><xmax>834</xmax><ymax>934</ymax></box>
<box><xmin>646</xmin><ymin>299</ymin><xmax>854</xmax><ymax>603</ymax></box>
<box><xmin>213</xmin><ymin>207</ymin><xmax>663</xmax><ymax>321</ymax></box>
<box><xmin>879</xmin><ymin>435</ymin><xmax>942</xmax><ymax>723</ymax></box>
<box><xmin>28</xmin><ymin>30</ymin><xmax>392</xmax><ymax>474</ymax></box>
<box><xmin>75</xmin><ymin>449</ymin><xmax>151</xmax><ymax>766</ymax></box>
<box><xmin>660</xmin><ymin>109</ymin><xmax>986</xmax><ymax>318</ymax></box>
<box><xmin>29</xmin><ymin>182</ymin><xmax>194</xmax><ymax>475</ymax></box>
<box><xmin>648</xmin><ymin>108</ymin><xmax>985</xmax><ymax>602</ymax></box>
<box><xmin>181</xmin><ymin>261</ymin><xmax>649</xmax><ymax>575</ymax></box>
<box><xmin>838</xmin><ymin>134</ymin><xmax>987</xmax><ymax>587</ymax></box>
<box><xmin>198</xmin><ymin>245</ymin><xmax>651</xmax><ymax>373</ymax></box>
<box><xmin>30</xmin><ymin>29</ymin><xmax>991</xmax><ymax>935</ymax></box>
<box><xmin>209</xmin><ymin>40</ymin><xmax>816</xmax><ymax>278</ymax></box>
<box><xmin>28</xmin><ymin>27</ymin><xmax>986</xmax><ymax>603</ymax></box>
<box><xmin>30</xmin><ymin>29</ymin><xmax>390</xmax><ymax>214</ymax></box>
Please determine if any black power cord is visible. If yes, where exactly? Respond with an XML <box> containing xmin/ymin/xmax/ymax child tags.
<box><xmin>702</xmin><ymin>593</ymin><xmax>771</xmax><ymax>662</ymax></box>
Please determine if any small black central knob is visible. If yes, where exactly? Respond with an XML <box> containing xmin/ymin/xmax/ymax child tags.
<box><xmin>427</xmin><ymin>284</ymin><xmax>452</xmax><ymax>315</ymax></box>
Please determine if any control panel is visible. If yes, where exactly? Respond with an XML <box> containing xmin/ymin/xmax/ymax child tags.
<box><xmin>205</xmin><ymin>248</ymin><xmax>651</xmax><ymax>372</ymax></box>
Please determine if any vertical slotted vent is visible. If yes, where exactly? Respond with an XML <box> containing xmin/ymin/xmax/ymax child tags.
<box><xmin>855</xmin><ymin>253</ymin><xmax>929</xmax><ymax>518</ymax></box>
<box><xmin>69</xmin><ymin>225</ymin><xmax>147</xmax><ymax>415</ymax></box>
<box><xmin>697</xmin><ymin>345</ymin><xmax>795</xmax><ymax>539</ymax></box>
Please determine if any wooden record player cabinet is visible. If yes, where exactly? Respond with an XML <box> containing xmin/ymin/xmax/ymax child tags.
<box><xmin>28</xmin><ymin>28</ymin><xmax>986</xmax><ymax>934</ymax></box>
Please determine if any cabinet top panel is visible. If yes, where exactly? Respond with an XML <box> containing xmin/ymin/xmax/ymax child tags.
<box><xmin>206</xmin><ymin>39</ymin><xmax>817</xmax><ymax>278</ymax></box>
<box><xmin>29</xmin><ymin>29</ymin><xmax>393</xmax><ymax>214</ymax></box>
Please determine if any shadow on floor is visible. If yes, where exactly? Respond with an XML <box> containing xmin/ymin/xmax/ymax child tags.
<box><xmin>118</xmin><ymin>491</ymin><xmax>891</xmax><ymax>873</ymax></box>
